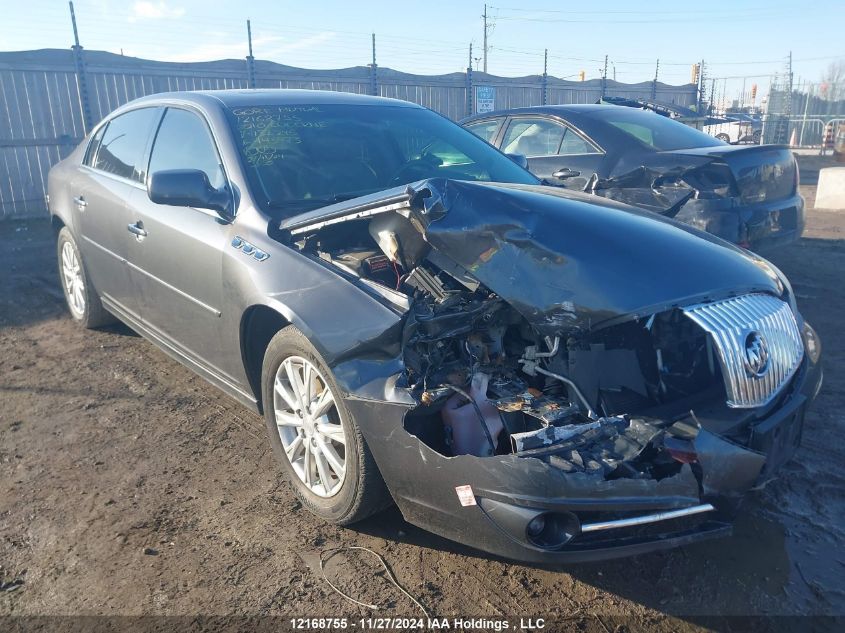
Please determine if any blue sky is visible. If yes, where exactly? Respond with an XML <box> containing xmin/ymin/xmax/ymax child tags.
<box><xmin>3</xmin><ymin>0</ymin><xmax>843</xmax><ymax>102</ymax></box>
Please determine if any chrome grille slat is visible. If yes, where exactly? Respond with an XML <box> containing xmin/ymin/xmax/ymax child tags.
<box><xmin>683</xmin><ymin>294</ymin><xmax>804</xmax><ymax>408</ymax></box>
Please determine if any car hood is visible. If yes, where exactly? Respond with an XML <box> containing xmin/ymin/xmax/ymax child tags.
<box><xmin>282</xmin><ymin>179</ymin><xmax>781</xmax><ymax>334</ymax></box>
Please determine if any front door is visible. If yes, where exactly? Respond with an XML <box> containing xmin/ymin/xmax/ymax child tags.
<box><xmin>125</xmin><ymin>106</ymin><xmax>233</xmax><ymax>378</ymax></box>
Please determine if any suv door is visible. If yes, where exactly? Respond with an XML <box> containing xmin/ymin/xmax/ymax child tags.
<box><xmin>125</xmin><ymin>106</ymin><xmax>235</xmax><ymax>378</ymax></box>
<box><xmin>500</xmin><ymin>116</ymin><xmax>603</xmax><ymax>189</ymax></box>
<box><xmin>75</xmin><ymin>107</ymin><xmax>160</xmax><ymax>318</ymax></box>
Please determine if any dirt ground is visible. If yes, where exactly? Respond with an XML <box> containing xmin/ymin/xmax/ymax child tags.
<box><xmin>1</xmin><ymin>156</ymin><xmax>844</xmax><ymax>631</ymax></box>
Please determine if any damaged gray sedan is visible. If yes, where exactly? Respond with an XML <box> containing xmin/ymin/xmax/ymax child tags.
<box><xmin>48</xmin><ymin>90</ymin><xmax>823</xmax><ymax>563</ymax></box>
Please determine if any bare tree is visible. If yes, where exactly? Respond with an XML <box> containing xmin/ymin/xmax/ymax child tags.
<box><xmin>820</xmin><ymin>60</ymin><xmax>845</xmax><ymax>101</ymax></box>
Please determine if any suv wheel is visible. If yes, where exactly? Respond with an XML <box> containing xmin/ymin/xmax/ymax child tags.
<box><xmin>261</xmin><ymin>326</ymin><xmax>391</xmax><ymax>524</ymax></box>
<box><xmin>57</xmin><ymin>227</ymin><xmax>114</xmax><ymax>328</ymax></box>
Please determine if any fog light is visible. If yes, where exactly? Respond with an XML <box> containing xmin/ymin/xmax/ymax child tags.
<box><xmin>802</xmin><ymin>322</ymin><xmax>821</xmax><ymax>363</ymax></box>
<box><xmin>525</xmin><ymin>512</ymin><xmax>579</xmax><ymax>550</ymax></box>
<box><xmin>526</xmin><ymin>515</ymin><xmax>546</xmax><ymax>538</ymax></box>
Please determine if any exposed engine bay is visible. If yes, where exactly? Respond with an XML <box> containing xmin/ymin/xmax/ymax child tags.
<box><xmin>291</xmin><ymin>193</ymin><xmax>734</xmax><ymax>486</ymax></box>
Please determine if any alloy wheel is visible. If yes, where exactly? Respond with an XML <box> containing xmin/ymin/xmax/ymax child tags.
<box><xmin>61</xmin><ymin>241</ymin><xmax>86</xmax><ymax>317</ymax></box>
<box><xmin>273</xmin><ymin>356</ymin><xmax>347</xmax><ymax>497</ymax></box>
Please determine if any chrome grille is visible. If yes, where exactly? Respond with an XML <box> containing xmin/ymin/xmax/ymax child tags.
<box><xmin>682</xmin><ymin>294</ymin><xmax>804</xmax><ymax>408</ymax></box>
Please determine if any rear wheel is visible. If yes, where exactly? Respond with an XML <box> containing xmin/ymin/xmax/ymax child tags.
<box><xmin>56</xmin><ymin>227</ymin><xmax>114</xmax><ymax>328</ymax></box>
<box><xmin>716</xmin><ymin>133</ymin><xmax>731</xmax><ymax>143</ymax></box>
<box><xmin>261</xmin><ymin>326</ymin><xmax>391</xmax><ymax>524</ymax></box>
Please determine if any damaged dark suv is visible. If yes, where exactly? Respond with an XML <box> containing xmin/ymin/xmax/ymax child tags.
<box><xmin>48</xmin><ymin>90</ymin><xmax>823</xmax><ymax>563</ymax></box>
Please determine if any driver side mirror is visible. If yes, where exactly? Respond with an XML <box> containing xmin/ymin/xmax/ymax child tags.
<box><xmin>148</xmin><ymin>169</ymin><xmax>233</xmax><ymax>221</ymax></box>
<box><xmin>506</xmin><ymin>153</ymin><xmax>529</xmax><ymax>169</ymax></box>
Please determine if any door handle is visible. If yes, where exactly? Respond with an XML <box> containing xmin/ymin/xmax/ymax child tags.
<box><xmin>73</xmin><ymin>195</ymin><xmax>87</xmax><ymax>210</ymax></box>
<box><xmin>127</xmin><ymin>221</ymin><xmax>148</xmax><ymax>240</ymax></box>
<box><xmin>553</xmin><ymin>168</ymin><xmax>581</xmax><ymax>179</ymax></box>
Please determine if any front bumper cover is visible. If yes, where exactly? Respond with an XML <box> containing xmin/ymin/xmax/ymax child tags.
<box><xmin>346</xmin><ymin>341</ymin><xmax>822</xmax><ymax>564</ymax></box>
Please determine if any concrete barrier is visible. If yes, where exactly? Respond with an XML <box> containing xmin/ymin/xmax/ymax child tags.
<box><xmin>815</xmin><ymin>167</ymin><xmax>845</xmax><ymax>210</ymax></box>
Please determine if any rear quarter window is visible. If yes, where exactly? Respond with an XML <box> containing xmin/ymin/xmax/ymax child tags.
<box><xmin>83</xmin><ymin>124</ymin><xmax>106</xmax><ymax>167</ymax></box>
<box><xmin>465</xmin><ymin>119</ymin><xmax>502</xmax><ymax>143</ymax></box>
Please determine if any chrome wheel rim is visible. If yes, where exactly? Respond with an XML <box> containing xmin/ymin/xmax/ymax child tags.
<box><xmin>61</xmin><ymin>241</ymin><xmax>85</xmax><ymax>317</ymax></box>
<box><xmin>273</xmin><ymin>356</ymin><xmax>347</xmax><ymax>497</ymax></box>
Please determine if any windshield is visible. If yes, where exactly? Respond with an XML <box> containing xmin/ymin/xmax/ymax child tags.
<box><xmin>226</xmin><ymin>103</ymin><xmax>538</xmax><ymax>216</ymax></box>
<box><xmin>591</xmin><ymin>107</ymin><xmax>723</xmax><ymax>151</ymax></box>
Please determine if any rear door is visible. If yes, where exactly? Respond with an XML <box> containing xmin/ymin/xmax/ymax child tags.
<box><xmin>75</xmin><ymin>107</ymin><xmax>160</xmax><ymax>318</ymax></box>
<box><xmin>125</xmin><ymin>106</ymin><xmax>234</xmax><ymax>376</ymax></box>
<box><xmin>499</xmin><ymin>115</ymin><xmax>603</xmax><ymax>189</ymax></box>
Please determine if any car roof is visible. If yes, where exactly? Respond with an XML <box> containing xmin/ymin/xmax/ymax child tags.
<box><xmin>462</xmin><ymin>104</ymin><xmax>609</xmax><ymax>121</ymax></box>
<box><xmin>123</xmin><ymin>89</ymin><xmax>422</xmax><ymax>111</ymax></box>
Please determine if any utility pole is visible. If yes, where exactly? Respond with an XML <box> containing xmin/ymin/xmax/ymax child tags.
<box><xmin>601</xmin><ymin>54</ymin><xmax>608</xmax><ymax>100</ymax></box>
<box><xmin>370</xmin><ymin>33</ymin><xmax>378</xmax><ymax>96</ymax></box>
<box><xmin>651</xmin><ymin>58</ymin><xmax>659</xmax><ymax>101</ymax></box>
<box><xmin>482</xmin><ymin>4</ymin><xmax>489</xmax><ymax>73</ymax></box>
<box><xmin>68</xmin><ymin>1</ymin><xmax>93</xmax><ymax>133</ymax></box>
<box><xmin>245</xmin><ymin>19</ymin><xmax>256</xmax><ymax>89</ymax></box>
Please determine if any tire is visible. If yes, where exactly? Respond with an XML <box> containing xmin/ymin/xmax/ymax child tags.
<box><xmin>716</xmin><ymin>133</ymin><xmax>731</xmax><ymax>143</ymax></box>
<box><xmin>261</xmin><ymin>326</ymin><xmax>392</xmax><ymax>525</ymax></box>
<box><xmin>752</xmin><ymin>130</ymin><xmax>762</xmax><ymax>145</ymax></box>
<box><xmin>56</xmin><ymin>227</ymin><xmax>114</xmax><ymax>329</ymax></box>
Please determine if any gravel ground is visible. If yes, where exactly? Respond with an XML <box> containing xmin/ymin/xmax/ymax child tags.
<box><xmin>1</xmin><ymin>159</ymin><xmax>843</xmax><ymax>631</ymax></box>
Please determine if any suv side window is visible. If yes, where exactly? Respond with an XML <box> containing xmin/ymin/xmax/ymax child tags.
<box><xmin>501</xmin><ymin>118</ymin><xmax>566</xmax><ymax>156</ymax></box>
<box><xmin>465</xmin><ymin>119</ymin><xmax>502</xmax><ymax>144</ymax></box>
<box><xmin>94</xmin><ymin>108</ymin><xmax>159</xmax><ymax>182</ymax></box>
<box><xmin>148</xmin><ymin>108</ymin><xmax>226</xmax><ymax>190</ymax></box>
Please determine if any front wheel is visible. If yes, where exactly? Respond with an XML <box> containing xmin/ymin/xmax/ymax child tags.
<box><xmin>261</xmin><ymin>326</ymin><xmax>391</xmax><ymax>524</ymax></box>
<box><xmin>56</xmin><ymin>227</ymin><xmax>114</xmax><ymax>328</ymax></box>
<box><xmin>716</xmin><ymin>133</ymin><xmax>731</xmax><ymax>143</ymax></box>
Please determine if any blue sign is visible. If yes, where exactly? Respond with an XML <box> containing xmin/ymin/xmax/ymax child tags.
<box><xmin>475</xmin><ymin>86</ymin><xmax>496</xmax><ymax>113</ymax></box>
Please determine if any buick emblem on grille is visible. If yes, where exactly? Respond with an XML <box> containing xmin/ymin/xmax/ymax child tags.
<box><xmin>744</xmin><ymin>331</ymin><xmax>770</xmax><ymax>378</ymax></box>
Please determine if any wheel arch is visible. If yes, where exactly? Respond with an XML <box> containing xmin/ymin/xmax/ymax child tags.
<box><xmin>240</xmin><ymin>304</ymin><xmax>291</xmax><ymax>414</ymax></box>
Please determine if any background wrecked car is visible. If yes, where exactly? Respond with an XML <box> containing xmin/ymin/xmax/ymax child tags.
<box><xmin>462</xmin><ymin>104</ymin><xmax>804</xmax><ymax>251</ymax></box>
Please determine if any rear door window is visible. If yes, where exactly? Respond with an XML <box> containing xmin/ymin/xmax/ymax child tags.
<box><xmin>93</xmin><ymin>108</ymin><xmax>160</xmax><ymax>182</ymax></box>
<box><xmin>148</xmin><ymin>108</ymin><xmax>226</xmax><ymax>190</ymax></box>
<box><xmin>501</xmin><ymin>118</ymin><xmax>566</xmax><ymax>156</ymax></box>
<box><xmin>558</xmin><ymin>127</ymin><xmax>602</xmax><ymax>155</ymax></box>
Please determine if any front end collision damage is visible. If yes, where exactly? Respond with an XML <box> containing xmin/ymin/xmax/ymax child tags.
<box><xmin>278</xmin><ymin>178</ymin><xmax>821</xmax><ymax>562</ymax></box>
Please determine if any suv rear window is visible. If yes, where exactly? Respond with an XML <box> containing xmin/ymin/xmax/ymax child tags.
<box><xmin>94</xmin><ymin>108</ymin><xmax>159</xmax><ymax>182</ymax></box>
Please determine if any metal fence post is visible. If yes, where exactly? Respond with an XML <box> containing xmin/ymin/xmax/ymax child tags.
<box><xmin>69</xmin><ymin>2</ymin><xmax>93</xmax><ymax>133</ymax></box>
<box><xmin>246</xmin><ymin>20</ymin><xmax>256</xmax><ymax>89</ymax></box>
<box><xmin>370</xmin><ymin>33</ymin><xmax>378</xmax><ymax>96</ymax></box>
<box><xmin>466</xmin><ymin>43</ymin><xmax>474</xmax><ymax>117</ymax></box>
<box><xmin>542</xmin><ymin>49</ymin><xmax>548</xmax><ymax>106</ymax></box>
